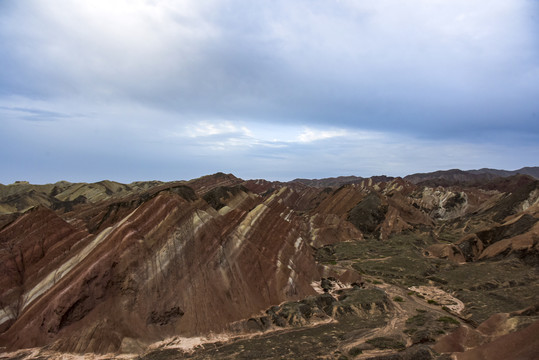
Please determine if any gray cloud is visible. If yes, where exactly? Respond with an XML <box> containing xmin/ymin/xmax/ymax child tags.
<box><xmin>0</xmin><ymin>0</ymin><xmax>538</xmax><ymax>182</ymax></box>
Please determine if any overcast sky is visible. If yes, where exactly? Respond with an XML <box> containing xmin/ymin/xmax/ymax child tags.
<box><xmin>1</xmin><ymin>0</ymin><xmax>538</xmax><ymax>184</ymax></box>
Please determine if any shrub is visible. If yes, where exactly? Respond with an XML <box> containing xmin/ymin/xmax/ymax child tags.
<box><xmin>437</xmin><ymin>316</ymin><xmax>459</xmax><ymax>325</ymax></box>
<box><xmin>366</xmin><ymin>337</ymin><xmax>406</xmax><ymax>350</ymax></box>
<box><xmin>393</xmin><ymin>296</ymin><xmax>404</xmax><ymax>302</ymax></box>
<box><xmin>348</xmin><ymin>346</ymin><xmax>362</xmax><ymax>356</ymax></box>
<box><xmin>406</xmin><ymin>314</ymin><xmax>427</xmax><ymax>326</ymax></box>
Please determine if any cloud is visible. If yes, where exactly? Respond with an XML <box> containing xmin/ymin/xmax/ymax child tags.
<box><xmin>186</xmin><ymin>121</ymin><xmax>240</xmax><ymax>138</ymax></box>
<box><xmin>297</xmin><ymin>128</ymin><xmax>348</xmax><ymax>143</ymax></box>
<box><xmin>0</xmin><ymin>106</ymin><xmax>75</xmax><ymax>122</ymax></box>
<box><xmin>177</xmin><ymin>121</ymin><xmax>354</xmax><ymax>147</ymax></box>
<box><xmin>0</xmin><ymin>1</ymin><xmax>538</xmax><ymax>183</ymax></box>
<box><xmin>2</xmin><ymin>1</ymin><xmax>538</xmax><ymax>135</ymax></box>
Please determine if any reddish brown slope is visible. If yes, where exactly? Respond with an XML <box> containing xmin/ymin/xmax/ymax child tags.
<box><xmin>0</xmin><ymin>185</ymin><xmax>330</xmax><ymax>353</ymax></box>
<box><xmin>0</xmin><ymin>207</ymin><xmax>91</xmax><ymax>332</ymax></box>
<box><xmin>434</xmin><ymin>309</ymin><xmax>539</xmax><ymax>360</ymax></box>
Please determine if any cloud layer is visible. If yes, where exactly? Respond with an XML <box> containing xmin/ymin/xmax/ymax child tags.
<box><xmin>1</xmin><ymin>0</ymin><xmax>538</xmax><ymax>183</ymax></box>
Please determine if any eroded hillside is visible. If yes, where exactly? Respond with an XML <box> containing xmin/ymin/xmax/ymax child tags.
<box><xmin>0</xmin><ymin>172</ymin><xmax>538</xmax><ymax>359</ymax></box>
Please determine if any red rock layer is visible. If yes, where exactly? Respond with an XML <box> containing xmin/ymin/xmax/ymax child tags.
<box><xmin>0</xmin><ymin>207</ymin><xmax>91</xmax><ymax>330</ymax></box>
<box><xmin>0</xmin><ymin>186</ymin><xmax>332</xmax><ymax>353</ymax></box>
<box><xmin>434</xmin><ymin>313</ymin><xmax>539</xmax><ymax>360</ymax></box>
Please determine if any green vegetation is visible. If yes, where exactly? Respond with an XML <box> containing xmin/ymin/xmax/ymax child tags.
<box><xmin>348</xmin><ymin>346</ymin><xmax>363</xmax><ymax>356</ymax></box>
<box><xmin>365</xmin><ymin>337</ymin><xmax>405</xmax><ymax>351</ymax></box>
<box><xmin>437</xmin><ymin>316</ymin><xmax>459</xmax><ymax>325</ymax></box>
<box><xmin>434</xmin><ymin>258</ymin><xmax>538</xmax><ymax>322</ymax></box>
<box><xmin>403</xmin><ymin>310</ymin><xmax>459</xmax><ymax>345</ymax></box>
<box><xmin>436</xmin><ymin>231</ymin><xmax>461</xmax><ymax>243</ymax></box>
<box><xmin>393</xmin><ymin>296</ymin><xmax>404</xmax><ymax>302</ymax></box>
<box><xmin>337</xmin><ymin>288</ymin><xmax>388</xmax><ymax>307</ymax></box>
<box><xmin>145</xmin><ymin>314</ymin><xmax>389</xmax><ymax>360</ymax></box>
<box><xmin>349</xmin><ymin>233</ymin><xmax>448</xmax><ymax>287</ymax></box>
<box><xmin>316</xmin><ymin>227</ymin><xmax>539</xmax><ymax>326</ymax></box>
<box><xmin>406</xmin><ymin>314</ymin><xmax>427</xmax><ymax>327</ymax></box>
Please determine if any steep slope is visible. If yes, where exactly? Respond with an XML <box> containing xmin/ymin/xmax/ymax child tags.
<box><xmin>425</xmin><ymin>178</ymin><xmax>539</xmax><ymax>263</ymax></box>
<box><xmin>0</xmin><ymin>180</ymin><xmax>165</xmax><ymax>215</ymax></box>
<box><xmin>0</xmin><ymin>207</ymin><xmax>91</xmax><ymax>332</ymax></box>
<box><xmin>434</xmin><ymin>307</ymin><xmax>539</xmax><ymax>360</ymax></box>
<box><xmin>0</xmin><ymin>180</ymin><xmax>359</xmax><ymax>353</ymax></box>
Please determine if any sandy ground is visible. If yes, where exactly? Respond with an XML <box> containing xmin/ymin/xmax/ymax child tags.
<box><xmin>408</xmin><ymin>285</ymin><xmax>465</xmax><ymax>313</ymax></box>
<box><xmin>146</xmin><ymin>333</ymin><xmax>232</xmax><ymax>352</ymax></box>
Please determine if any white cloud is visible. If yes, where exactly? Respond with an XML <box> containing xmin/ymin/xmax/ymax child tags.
<box><xmin>186</xmin><ymin>121</ymin><xmax>239</xmax><ymax>137</ymax></box>
<box><xmin>181</xmin><ymin>122</ymin><xmax>360</xmax><ymax>146</ymax></box>
<box><xmin>297</xmin><ymin>128</ymin><xmax>348</xmax><ymax>143</ymax></box>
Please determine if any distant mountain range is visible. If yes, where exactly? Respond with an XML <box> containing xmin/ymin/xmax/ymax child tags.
<box><xmin>403</xmin><ymin>167</ymin><xmax>539</xmax><ymax>185</ymax></box>
<box><xmin>292</xmin><ymin>166</ymin><xmax>539</xmax><ymax>188</ymax></box>
<box><xmin>291</xmin><ymin>175</ymin><xmax>394</xmax><ymax>188</ymax></box>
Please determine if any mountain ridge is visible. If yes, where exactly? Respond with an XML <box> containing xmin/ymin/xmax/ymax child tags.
<box><xmin>0</xmin><ymin>169</ymin><xmax>538</xmax><ymax>359</ymax></box>
<box><xmin>2</xmin><ymin>166</ymin><xmax>537</xmax><ymax>193</ymax></box>
<box><xmin>290</xmin><ymin>166</ymin><xmax>539</xmax><ymax>188</ymax></box>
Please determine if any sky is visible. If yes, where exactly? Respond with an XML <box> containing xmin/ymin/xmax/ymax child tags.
<box><xmin>1</xmin><ymin>0</ymin><xmax>538</xmax><ymax>184</ymax></box>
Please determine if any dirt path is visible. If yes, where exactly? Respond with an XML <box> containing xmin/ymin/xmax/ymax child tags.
<box><xmin>336</xmin><ymin>272</ymin><xmax>464</xmax><ymax>359</ymax></box>
<box><xmin>338</xmin><ymin>281</ymin><xmax>412</xmax><ymax>359</ymax></box>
